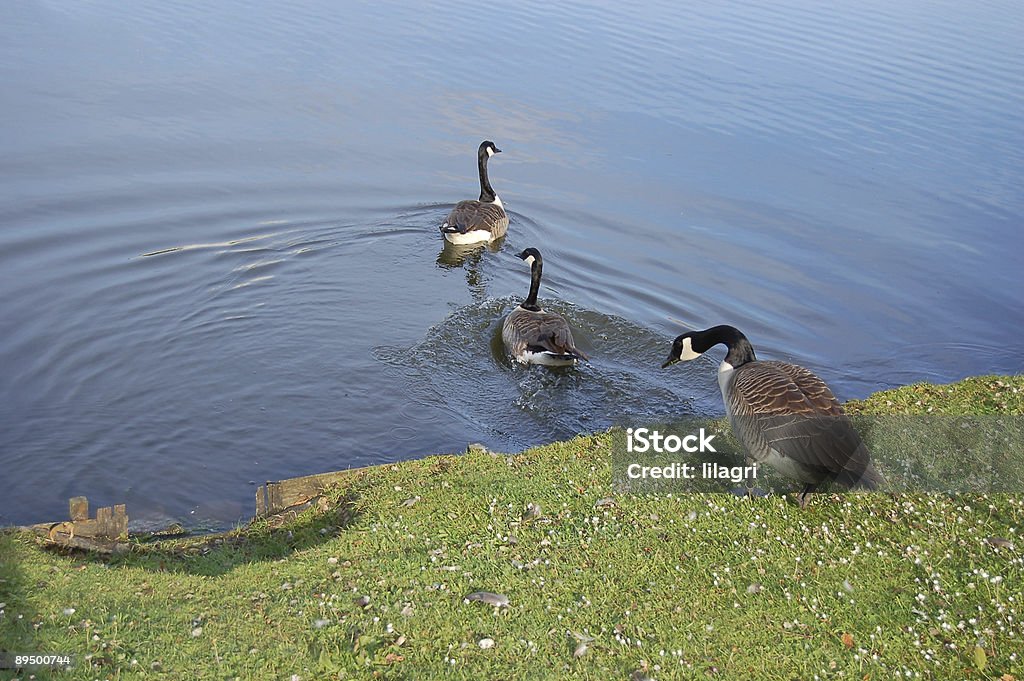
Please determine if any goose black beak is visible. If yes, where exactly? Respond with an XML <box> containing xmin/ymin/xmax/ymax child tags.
<box><xmin>494</xmin><ymin>147</ymin><xmax>502</xmax><ymax>154</ymax></box>
<box><xmin>661</xmin><ymin>356</ymin><xmax>679</xmax><ymax>369</ymax></box>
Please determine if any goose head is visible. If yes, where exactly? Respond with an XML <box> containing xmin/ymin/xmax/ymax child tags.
<box><xmin>662</xmin><ymin>332</ymin><xmax>705</xmax><ymax>368</ymax></box>
<box><xmin>662</xmin><ymin>325</ymin><xmax>756</xmax><ymax>369</ymax></box>
<box><xmin>518</xmin><ymin>247</ymin><xmax>542</xmax><ymax>267</ymax></box>
<box><xmin>479</xmin><ymin>140</ymin><xmax>502</xmax><ymax>158</ymax></box>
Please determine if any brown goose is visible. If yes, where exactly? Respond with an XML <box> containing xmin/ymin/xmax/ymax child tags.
<box><xmin>440</xmin><ymin>140</ymin><xmax>509</xmax><ymax>244</ymax></box>
<box><xmin>502</xmin><ymin>248</ymin><xmax>588</xmax><ymax>366</ymax></box>
<box><xmin>662</xmin><ymin>325</ymin><xmax>883</xmax><ymax>506</ymax></box>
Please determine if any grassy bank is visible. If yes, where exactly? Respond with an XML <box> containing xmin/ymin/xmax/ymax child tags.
<box><xmin>2</xmin><ymin>375</ymin><xmax>1023</xmax><ymax>680</ymax></box>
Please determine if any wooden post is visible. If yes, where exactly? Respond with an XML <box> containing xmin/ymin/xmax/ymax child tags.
<box><xmin>113</xmin><ymin>504</ymin><xmax>127</xmax><ymax>538</ymax></box>
<box><xmin>69</xmin><ymin>496</ymin><xmax>89</xmax><ymax>521</ymax></box>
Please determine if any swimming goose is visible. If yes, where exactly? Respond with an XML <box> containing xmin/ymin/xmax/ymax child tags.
<box><xmin>662</xmin><ymin>325</ymin><xmax>883</xmax><ymax>506</ymax></box>
<box><xmin>440</xmin><ymin>140</ymin><xmax>509</xmax><ymax>244</ymax></box>
<box><xmin>502</xmin><ymin>248</ymin><xmax>588</xmax><ymax>366</ymax></box>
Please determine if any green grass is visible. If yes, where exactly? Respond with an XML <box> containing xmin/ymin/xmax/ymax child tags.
<box><xmin>845</xmin><ymin>375</ymin><xmax>1024</xmax><ymax>416</ymax></box>
<box><xmin>2</xmin><ymin>376</ymin><xmax>1023</xmax><ymax>680</ymax></box>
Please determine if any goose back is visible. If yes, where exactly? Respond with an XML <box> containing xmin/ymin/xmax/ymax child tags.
<box><xmin>502</xmin><ymin>307</ymin><xmax>588</xmax><ymax>365</ymax></box>
<box><xmin>442</xmin><ymin>200</ymin><xmax>509</xmax><ymax>243</ymax></box>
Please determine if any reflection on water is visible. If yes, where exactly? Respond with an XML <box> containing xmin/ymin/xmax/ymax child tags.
<box><xmin>436</xmin><ymin>238</ymin><xmax>505</xmax><ymax>301</ymax></box>
<box><xmin>0</xmin><ymin>0</ymin><xmax>1022</xmax><ymax>527</ymax></box>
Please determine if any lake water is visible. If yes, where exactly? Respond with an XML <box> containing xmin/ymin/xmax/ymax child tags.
<box><xmin>2</xmin><ymin>0</ymin><xmax>1022</xmax><ymax>528</ymax></box>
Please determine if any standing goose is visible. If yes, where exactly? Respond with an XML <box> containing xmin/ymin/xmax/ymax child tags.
<box><xmin>440</xmin><ymin>140</ymin><xmax>509</xmax><ymax>244</ymax></box>
<box><xmin>662</xmin><ymin>325</ymin><xmax>883</xmax><ymax>506</ymax></box>
<box><xmin>502</xmin><ymin>248</ymin><xmax>588</xmax><ymax>366</ymax></box>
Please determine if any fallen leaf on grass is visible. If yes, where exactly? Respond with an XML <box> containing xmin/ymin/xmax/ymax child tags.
<box><xmin>973</xmin><ymin>645</ymin><xmax>987</xmax><ymax>670</ymax></box>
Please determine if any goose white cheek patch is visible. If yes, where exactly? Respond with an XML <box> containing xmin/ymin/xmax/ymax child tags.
<box><xmin>680</xmin><ymin>337</ymin><xmax>702</xmax><ymax>361</ymax></box>
<box><xmin>524</xmin><ymin>255</ymin><xmax>536</xmax><ymax>265</ymax></box>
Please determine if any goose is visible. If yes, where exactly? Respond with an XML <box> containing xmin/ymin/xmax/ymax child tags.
<box><xmin>440</xmin><ymin>140</ymin><xmax>509</xmax><ymax>244</ymax></box>
<box><xmin>502</xmin><ymin>248</ymin><xmax>588</xmax><ymax>366</ymax></box>
<box><xmin>662</xmin><ymin>325</ymin><xmax>883</xmax><ymax>506</ymax></box>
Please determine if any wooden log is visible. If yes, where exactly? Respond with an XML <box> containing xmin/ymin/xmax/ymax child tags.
<box><xmin>52</xmin><ymin>534</ymin><xmax>128</xmax><ymax>554</ymax></box>
<box><xmin>27</xmin><ymin>497</ymin><xmax>130</xmax><ymax>549</ymax></box>
<box><xmin>255</xmin><ymin>468</ymin><xmax>368</xmax><ymax>517</ymax></box>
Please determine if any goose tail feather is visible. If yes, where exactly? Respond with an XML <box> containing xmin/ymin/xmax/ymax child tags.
<box><xmin>543</xmin><ymin>349</ymin><xmax>588</xmax><ymax>363</ymax></box>
<box><xmin>850</xmin><ymin>462</ymin><xmax>885</xmax><ymax>490</ymax></box>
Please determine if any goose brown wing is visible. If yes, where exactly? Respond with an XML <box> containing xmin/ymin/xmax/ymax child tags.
<box><xmin>502</xmin><ymin>308</ymin><xmax>531</xmax><ymax>357</ymax></box>
<box><xmin>504</xmin><ymin>309</ymin><xmax>588</xmax><ymax>359</ymax></box>
<box><xmin>768</xmin><ymin>361</ymin><xmax>845</xmax><ymax>415</ymax></box>
<box><xmin>530</xmin><ymin>314</ymin><xmax>588</xmax><ymax>359</ymax></box>
<box><xmin>443</xmin><ymin>200</ymin><xmax>507</xmax><ymax>234</ymax></box>
<box><xmin>730</xmin><ymin>361</ymin><xmax>876</xmax><ymax>486</ymax></box>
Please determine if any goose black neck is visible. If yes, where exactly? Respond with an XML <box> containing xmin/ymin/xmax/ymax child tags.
<box><xmin>523</xmin><ymin>258</ymin><xmax>542</xmax><ymax>311</ymax></box>
<box><xmin>477</xmin><ymin>151</ymin><xmax>496</xmax><ymax>203</ymax></box>
<box><xmin>698</xmin><ymin>325</ymin><xmax>757</xmax><ymax>367</ymax></box>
